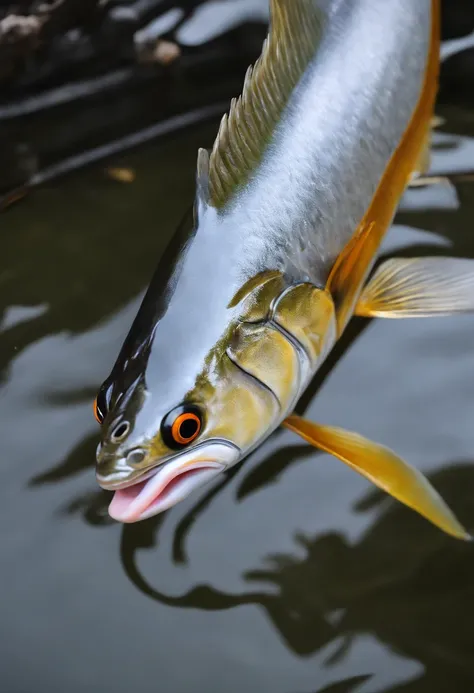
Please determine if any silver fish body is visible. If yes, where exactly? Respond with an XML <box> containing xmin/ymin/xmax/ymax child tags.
<box><xmin>94</xmin><ymin>0</ymin><xmax>437</xmax><ymax>524</ymax></box>
<box><xmin>223</xmin><ymin>0</ymin><xmax>432</xmax><ymax>285</ymax></box>
<box><xmin>143</xmin><ymin>0</ymin><xmax>433</xmax><ymax>420</ymax></box>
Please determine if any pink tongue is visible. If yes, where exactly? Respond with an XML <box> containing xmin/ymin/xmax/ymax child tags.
<box><xmin>108</xmin><ymin>468</ymin><xmax>209</xmax><ymax>521</ymax></box>
<box><xmin>109</xmin><ymin>479</ymin><xmax>148</xmax><ymax>517</ymax></box>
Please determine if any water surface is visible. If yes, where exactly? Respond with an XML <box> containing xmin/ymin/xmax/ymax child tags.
<box><xmin>1</xmin><ymin>108</ymin><xmax>474</xmax><ymax>693</ymax></box>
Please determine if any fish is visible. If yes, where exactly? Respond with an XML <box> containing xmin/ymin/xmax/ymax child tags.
<box><xmin>94</xmin><ymin>0</ymin><xmax>474</xmax><ymax>539</ymax></box>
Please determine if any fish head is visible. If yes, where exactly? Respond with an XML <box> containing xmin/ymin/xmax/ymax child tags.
<box><xmin>94</xmin><ymin>318</ymin><xmax>286</xmax><ymax>522</ymax></box>
<box><xmin>93</xmin><ymin>211</ymin><xmax>297</xmax><ymax>523</ymax></box>
<box><xmin>93</xmin><ymin>147</ymin><xmax>336</xmax><ymax>523</ymax></box>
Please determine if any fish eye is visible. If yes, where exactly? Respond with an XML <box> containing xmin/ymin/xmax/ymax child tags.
<box><xmin>93</xmin><ymin>396</ymin><xmax>105</xmax><ymax>425</ymax></box>
<box><xmin>111</xmin><ymin>421</ymin><xmax>130</xmax><ymax>442</ymax></box>
<box><xmin>93</xmin><ymin>383</ymin><xmax>111</xmax><ymax>425</ymax></box>
<box><xmin>161</xmin><ymin>404</ymin><xmax>202</xmax><ymax>449</ymax></box>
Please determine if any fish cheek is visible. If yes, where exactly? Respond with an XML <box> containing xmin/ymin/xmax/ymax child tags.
<box><xmin>272</xmin><ymin>284</ymin><xmax>337</xmax><ymax>370</ymax></box>
<box><xmin>226</xmin><ymin>322</ymin><xmax>300</xmax><ymax>414</ymax></box>
<box><xmin>148</xmin><ymin>433</ymin><xmax>174</xmax><ymax>466</ymax></box>
<box><xmin>188</xmin><ymin>354</ymin><xmax>279</xmax><ymax>452</ymax></box>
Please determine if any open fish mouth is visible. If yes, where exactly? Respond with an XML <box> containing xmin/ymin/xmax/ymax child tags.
<box><xmin>101</xmin><ymin>442</ymin><xmax>239</xmax><ymax>522</ymax></box>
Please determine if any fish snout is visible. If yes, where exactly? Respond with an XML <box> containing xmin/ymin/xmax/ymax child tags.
<box><xmin>95</xmin><ymin>445</ymin><xmax>150</xmax><ymax>489</ymax></box>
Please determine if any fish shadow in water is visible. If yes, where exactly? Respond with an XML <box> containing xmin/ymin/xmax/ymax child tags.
<box><xmin>171</xmin><ymin>440</ymin><xmax>324</xmax><ymax>564</ymax></box>
<box><xmin>27</xmin><ymin>423</ymin><xmax>115</xmax><ymax>526</ymax></box>
<box><xmin>119</xmin><ymin>461</ymin><xmax>474</xmax><ymax>689</ymax></box>
<box><xmin>236</xmin><ymin>442</ymin><xmax>322</xmax><ymax>501</ymax></box>
<box><xmin>59</xmin><ymin>488</ymin><xmax>113</xmax><ymax>527</ymax></box>
<box><xmin>25</xmin><ymin>404</ymin><xmax>325</xmax><ymax>539</ymax></box>
<box><xmin>104</xmin><ymin>440</ymin><xmax>324</xmax><ymax>565</ymax></box>
<box><xmin>29</xmin><ymin>430</ymin><xmax>97</xmax><ymax>487</ymax></box>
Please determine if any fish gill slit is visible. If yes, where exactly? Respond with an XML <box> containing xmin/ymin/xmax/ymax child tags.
<box><xmin>224</xmin><ymin>348</ymin><xmax>282</xmax><ymax>412</ymax></box>
<box><xmin>269</xmin><ymin>319</ymin><xmax>310</xmax><ymax>393</ymax></box>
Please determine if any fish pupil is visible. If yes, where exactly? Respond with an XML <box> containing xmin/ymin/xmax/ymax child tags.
<box><xmin>180</xmin><ymin>418</ymin><xmax>199</xmax><ymax>440</ymax></box>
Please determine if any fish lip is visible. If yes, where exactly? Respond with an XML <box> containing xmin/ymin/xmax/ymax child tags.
<box><xmin>98</xmin><ymin>441</ymin><xmax>240</xmax><ymax>522</ymax></box>
<box><xmin>96</xmin><ymin>439</ymin><xmax>239</xmax><ymax>491</ymax></box>
<box><xmin>96</xmin><ymin>465</ymin><xmax>157</xmax><ymax>491</ymax></box>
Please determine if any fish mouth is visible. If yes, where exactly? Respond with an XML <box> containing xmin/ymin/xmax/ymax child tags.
<box><xmin>103</xmin><ymin>443</ymin><xmax>239</xmax><ymax>523</ymax></box>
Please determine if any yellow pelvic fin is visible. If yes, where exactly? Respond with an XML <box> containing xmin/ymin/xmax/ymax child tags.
<box><xmin>207</xmin><ymin>0</ymin><xmax>324</xmax><ymax>208</ymax></box>
<box><xmin>283</xmin><ymin>415</ymin><xmax>470</xmax><ymax>541</ymax></box>
<box><xmin>355</xmin><ymin>257</ymin><xmax>474</xmax><ymax>318</ymax></box>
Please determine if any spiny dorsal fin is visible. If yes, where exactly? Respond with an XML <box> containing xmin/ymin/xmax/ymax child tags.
<box><xmin>207</xmin><ymin>0</ymin><xmax>324</xmax><ymax>208</ymax></box>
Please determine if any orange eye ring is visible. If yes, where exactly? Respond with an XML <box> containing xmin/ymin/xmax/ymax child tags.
<box><xmin>93</xmin><ymin>395</ymin><xmax>107</xmax><ymax>425</ymax></box>
<box><xmin>171</xmin><ymin>411</ymin><xmax>201</xmax><ymax>445</ymax></box>
<box><xmin>161</xmin><ymin>405</ymin><xmax>203</xmax><ymax>449</ymax></box>
<box><xmin>93</xmin><ymin>383</ymin><xmax>110</xmax><ymax>425</ymax></box>
<box><xmin>93</xmin><ymin>397</ymin><xmax>101</xmax><ymax>424</ymax></box>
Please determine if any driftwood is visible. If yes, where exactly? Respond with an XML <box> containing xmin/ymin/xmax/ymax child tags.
<box><xmin>0</xmin><ymin>1</ymin><xmax>213</xmax><ymax>93</ymax></box>
<box><xmin>1</xmin><ymin>0</ymin><xmax>473</xmax><ymax>91</ymax></box>
<box><xmin>1</xmin><ymin>0</ymin><xmax>474</xmax><ymax>206</ymax></box>
<box><xmin>0</xmin><ymin>1</ymin><xmax>102</xmax><ymax>84</ymax></box>
<box><xmin>0</xmin><ymin>1</ymin><xmax>268</xmax><ymax>200</ymax></box>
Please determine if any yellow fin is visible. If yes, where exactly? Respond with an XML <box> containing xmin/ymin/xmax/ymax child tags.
<box><xmin>355</xmin><ymin>257</ymin><xmax>474</xmax><ymax>318</ymax></box>
<box><xmin>283</xmin><ymin>415</ymin><xmax>470</xmax><ymax>541</ymax></box>
<box><xmin>207</xmin><ymin>0</ymin><xmax>323</xmax><ymax>208</ymax></box>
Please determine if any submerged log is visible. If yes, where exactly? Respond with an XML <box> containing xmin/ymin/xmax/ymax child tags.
<box><xmin>0</xmin><ymin>1</ymin><xmax>268</xmax><ymax>200</ymax></box>
<box><xmin>0</xmin><ymin>0</ymin><xmax>473</xmax><ymax>206</ymax></box>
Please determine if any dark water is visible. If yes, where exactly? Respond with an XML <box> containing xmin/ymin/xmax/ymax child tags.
<box><xmin>2</xmin><ymin>106</ymin><xmax>474</xmax><ymax>693</ymax></box>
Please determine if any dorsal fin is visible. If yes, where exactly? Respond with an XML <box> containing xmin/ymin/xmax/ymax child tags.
<box><xmin>195</xmin><ymin>147</ymin><xmax>210</xmax><ymax>218</ymax></box>
<box><xmin>207</xmin><ymin>0</ymin><xmax>324</xmax><ymax>208</ymax></box>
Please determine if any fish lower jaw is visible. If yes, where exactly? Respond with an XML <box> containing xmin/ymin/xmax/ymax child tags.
<box><xmin>105</xmin><ymin>442</ymin><xmax>240</xmax><ymax>523</ymax></box>
<box><xmin>108</xmin><ymin>461</ymin><xmax>225</xmax><ymax>523</ymax></box>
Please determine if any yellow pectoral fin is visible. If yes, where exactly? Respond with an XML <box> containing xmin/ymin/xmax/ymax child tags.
<box><xmin>355</xmin><ymin>257</ymin><xmax>474</xmax><ymax>318</ymax></box>
<box><xmin>282</xmin><ymin>415</ymin><xmax>470</xmax><ymax>541</ymax></box>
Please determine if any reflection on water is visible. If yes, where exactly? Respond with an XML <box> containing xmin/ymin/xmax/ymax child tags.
<box><xmin>2</xmin><ymin>107</ymin><xmax>474</xmax><ymax>693</ymax></box>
